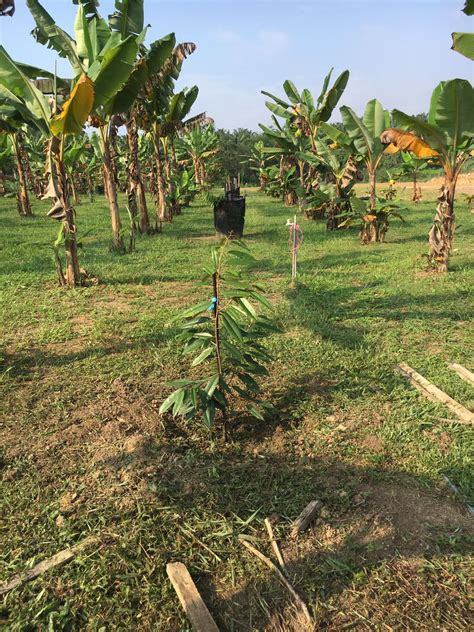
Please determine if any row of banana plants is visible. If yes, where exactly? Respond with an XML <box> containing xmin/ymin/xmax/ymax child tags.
<box><xmin>256</xmin><ymin>69</ymin><xmax>473</xmax><ymax>272</ymax></box>
<box><xmin>0</xmin><ymin>0</ymin><xmax>220</xmax><ymax>286</ymax></box>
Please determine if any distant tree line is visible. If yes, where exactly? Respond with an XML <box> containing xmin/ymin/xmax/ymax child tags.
<box><xmin>214</xmin><ymin>114</ymin><xmax>442</xmax><ymax>186</ymax></box>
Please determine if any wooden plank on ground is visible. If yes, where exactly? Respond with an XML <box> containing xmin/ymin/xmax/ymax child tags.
<box><xmin>0</xmin><ymin>536</ymin><xmax>100</xmax><ymax>596</ymax></box>
<box><xmin>290</xmin><ymin>500</ymin><xmax>322</xmax><ymax>538</ymax></box>
<box><xmin>166</xmin><ymin>562</ymin><xmax>219</xmax><ymax>632</ymax></box>
<box><xmin>448</xmin><ymin>363</ymin><xmax>474</xmax><ymax>388</ymax></box>
<box><xmin>396</xmin><ymin>363</ymin><xmax>474</xmax><ymax>425</ymax></box>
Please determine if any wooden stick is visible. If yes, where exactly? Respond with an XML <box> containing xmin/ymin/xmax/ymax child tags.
<box><xmin>290</xmin><ymin>500</ymin><xmax>322</xmax><ymax>539</ymax></box>
<box><xmin>442</xmin><ymin>475</ymin><xmax>474</xmax><ymax>517</ymax></box>
<box><xmin>240</xmin><ymin>540</ymin><xmax>313</xmax><ymax>625</ymax></box>
<box><xmin>0</xmin><ymin>535</ymin><xmax>99</xmax><ymax>596</ymax></box>
<box><xmin>396</xmin><ymin>363</ymin><xmax>474</xmax><ymax>425</ymax></box>
<box><xmin>448</xmin><ymin>363</ymin><xmax>474</xmax><ymax>388</ymax></box>
<box><xmin>264</xmin><ymin>518</ymin><xmax>286</xmax><ymax>570</ymax></box>
<box><xmin>166</xmin><ymin>562</ymin><xmax>219</xmax><ymax>632</ymax></box>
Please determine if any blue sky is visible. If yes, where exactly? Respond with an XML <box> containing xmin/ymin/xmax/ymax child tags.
<box><xmin>1</xmin><ymin>1</ymin><xmax>473</xmax><ymax>130</ymax></box>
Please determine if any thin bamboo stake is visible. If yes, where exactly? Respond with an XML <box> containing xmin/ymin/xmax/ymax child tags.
<box><xmin>396</xmin><ymin>363</ymin><xmax>474</xmax><ymax>425</ymax></box>
<box><xmin>240</xmin><ymin>540</ymin><xmax>313</xmax><ymax>625</ymax></box>
<box><xmin>448</xmin><ymin>363</ymin><xmax>474</xmax><ymax>388</ymax></box>
<box><xmin>264</xmin><ymin>518</ymin><xmax>286</xmax><ymax>570</ymax></box>
<box><xmin>0</xmin><ymin>536</ymin><xmax>100</xmax><ymax>596</ymax></box>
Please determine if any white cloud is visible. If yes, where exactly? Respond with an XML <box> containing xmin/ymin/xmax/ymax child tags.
<box><xmin>215</xmin><ymin>28</ymin><xmax>242</xmax><ymax>44</ymax></box>
<box><xmin>257</xmin><ymin>29</ymin><xmax>290</xmax><ymax>56</ymax></box>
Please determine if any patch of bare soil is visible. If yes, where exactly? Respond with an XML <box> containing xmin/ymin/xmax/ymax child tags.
<box><xmin>2</xmin><ymin>378</ymin><xmax>167</xmax><ymax>513</ymax></box>
<box><xmin>215</xmin><ymin>477</ymin><xmax>473</xmax><ymax>630</ymax></box>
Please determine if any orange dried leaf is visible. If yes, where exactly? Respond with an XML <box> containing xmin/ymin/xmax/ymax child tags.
<box><xmin>380</xmin><ymin>128</ymin><xmax>439</xmax><ymax>158</ymax></box>
<box><xmin>383</xmin><ymin>143</ymin><xmax>400</xmax><ymax>155</ymax></box>
<box><xmin>50</xmin><ymin>75</ymin><xmax>95</xmax><ymax>137</ymax></box>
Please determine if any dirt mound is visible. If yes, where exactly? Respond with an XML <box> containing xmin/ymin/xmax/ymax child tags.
<box><xmin>425</xmin><ymin>172</ymin><xmax>474</xmax><ymax>187</ymax></box>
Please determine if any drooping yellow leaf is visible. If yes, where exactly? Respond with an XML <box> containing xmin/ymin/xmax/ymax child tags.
<box><xmin>50</xmin><ymin>75</ymin><xmax>95</xmax><ymax>137</ymax></box>
<box><xmin>380</xmin><ymin>128</ymin><xmax>439</xmax><ymax>158</ymax></box>
<box><xmin>383</xmin><ymin>143</ymin><xmax>400</xmax><ymax>155</ymax></box>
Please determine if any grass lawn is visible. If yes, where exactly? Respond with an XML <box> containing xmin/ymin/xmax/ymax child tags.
<box><xmin>0</xmin><ymin>188</ymin><xmax>473</xmax><ymax>630</ymax></box>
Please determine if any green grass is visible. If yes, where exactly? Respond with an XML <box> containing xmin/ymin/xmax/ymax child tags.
<box><xmin>0</xmin><ymin>189</ymin><xmax>473</xmax><ymax>630</ymax></box>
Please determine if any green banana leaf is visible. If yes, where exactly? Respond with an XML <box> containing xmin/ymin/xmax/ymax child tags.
<box><xmin>340</xmin><ymin>106</ymin><xmax>374</xmax><ymax>156</ymax></box>
<box><xmin>88</xmin><ymin>35</ymin><xmax>138</xmax><ymax>113</ymax></box>
<box><xmin>433</xmin><ymin>79</ymin><xmax>474</xmax><ymax>146</ymax></box>
<box><xmin>0</xmin><ymin>46</ymin><xmax>50</xmax><ymax>134</ymax></box>
<box><xmin>451</xmin><ymin>32</ymin><xmax>474</xmax><ymax>60</ymax></box>
<box><xmin>16</xmin><ymin>62</ymin><xmax>70</xmax><ymax>91</ymax></box>
<box><xmin>463</xmin><ymin>0</ymin><xmax>474</xmax><ymax>15</ymax></box>
<box><xmin>317</xmin><ymin>67</ymin><xmax>334</xmax><ymax>105</ymax></box>
<box><xmin>26</xmin><ymin>0</ymin><xmax>83</xmax><ymax>76</ymax></box>
<box><xmin>319</xmin><ymin>122</ymin><xmax>352</xmax><ymax>148</ymax></box>
<box><xmin>72</xmin><ymin>0</ymin><xmax>101</xmax><ymax>20</ymax></box>
<box><xmin>110</xmin><ymin>33</ymin><xmax>176</xmax><ymax>115</ymax></box>
<box><xmin>108</xmin><ymin>0</ymin><xmax>144</xmax><ymax>39</ymax></box>
<box><xmin>261</xmin><ymin>90</ymin><xmax>290</xmax><ymax>109</ymax></box>
<box><xmin>74</xmin><ymin>3</ymin><xmax>95</xmax><ymax>64</ymax></box>
<box><xmin>283</xmin><ymin>80</ymin><xmax>301</xmax><ymax>105</ymax></box>
<box><xmin>319</xmin><ymin>70</ymin><xmax>350</xmax><ymax>122</ymax></box>
<box><xmin>363</xmin><ymin>99</ymin><xmax>389</xmax><ymax>138</ymax></box>
<box><xmin>265</xmin><ymin>101</ymin><xmax>291</xmax><ymax>119</ymax></box>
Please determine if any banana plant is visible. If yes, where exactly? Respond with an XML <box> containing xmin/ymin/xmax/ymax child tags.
<box><xmin>0</xmin><ymin>121</ymin><xmax>33</xmax><ymax>216</ymax></box>
<box><xmin>338</xmin><ymin>196</ymin><xmax>406</xmax><ymax>244</ymax></box>
<box><xmin>166</xmin><ymin>168</ymin><xmax>199</xmax><ymax>211</ymax></box>
<box><xmin>26</xmin><ymin>0</ymin><xmax>178</xmax><ymax>251</ymax></box>
<box><xmin>452</xmin><ymin>0</ymin><xmax>474</xmax><ymax>59</ymax></box>
<box><xmin>134</xmin><ymin>39</ymin><xmax>201</xmax><ymax>228</ymax></box>
<box><xmin>0</xmin><ymin>45</ymin><xmax>94</xmax><ymax>286</ymax></box>
<box><xmin>340</xmin><ymin>99</ymin><xmax>390</xmax><ymax>210</ymax></box>
<box><xmin>248</xmin><ymin>141</ymin><xmax>269</xmax><ymax>191</ymax></box>
<box><xmin>395</xmin><ymin>152</ymin><xmax>431</xmax><ymax>202</ymax></box>
<box><xmin>262</xmin><ymin>68</ymin><xmax>349</xmax><ymax>152</ymax></box>
<box><xmin>176</xmin><ymin>124</ymin><xmax>220</xmax><ymax>188</ymax></box>
<box><xmin>259</xmin><ymin>117</ymin><xmax>302</xmax><ymax>206</ymax></box>
<box><xmin>298</xmin><ymin>123</ymin><xmax>363</xmax><ymax>227</ymax></box>
<box><xmin>261</xmin><ymin>70</ymin><xmax>349</xmax><ymax>212</ymax></box>
<box><xmin>381</xmin><ymin>79</ymin><xmax>474</xmax><ymax>272</ymax></box>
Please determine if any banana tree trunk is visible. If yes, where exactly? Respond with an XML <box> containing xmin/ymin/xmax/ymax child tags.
<box><xmin>412</xmin><ymin>173</ymin><xmax>422</xmax><ymax>203</ymax></box>
<box><xmin>70</xmin><ymin>173</ymin><xmax>80</xmax><ymax>205</ymax></box>
<box><xmin>163</xmin><ymin>145</ymin><xmax>175</xmax><ymax>220</ymax></box>
<box><xmin>369</xmin><ymin>169</ymin><xmax>376</xmax><ymax>210</ymax></box>
<box><xmin>428</xmin><ymin>178</ymin><xmax>456</xmax><ymax>273</ymax></box>
<box><xmin>87</xmin><ymin>173</ymin><xmax>95</xmax><ymax>202</ymax></box>
<box><xmin>20</xmin><ymin>142</ymin><xmax>41</xmax><ymax>199</ymax></box>
<box><xmin>62</xmin><ymin>196</ymin><xmax>81</xmax><ymax>287</ymax></box>
<box><xmin>99</xmin><ymin>126</ymin><xmax>124</xmax><ymax>252</ymax></box>
<box><xmin>193</xmin><ymin>158</ymin><xmax>199</xmax><ymax>185</ymax></box>
<box><xmin>12</xmin><ymin>134</ymin><xmax>32</xmax><ymax>216</ymax></box>
<box><xmin>126</xmin><ymin>117</ymin><xmax>150</xmax><ymax>234</ymax></box>
<box><xmin>365</xmin><ymin>168</ymin><xmax>378</xmax><ymax>243</ymax></box>
<box><xmin>152</xmin><ymin>135</ymin><xmax>167</xmax><ymax>231</ymax></box>
<box><xmin>284</xmin><ymin>189</ymin><xmax>297</xmax><ymax>207</ymax></box>
<box><xmin>51</xmin><ymin>138</ymin><xmax>81</xmax><ymax>287</ymax></box>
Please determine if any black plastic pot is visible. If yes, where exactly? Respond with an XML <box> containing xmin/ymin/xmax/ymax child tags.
<box><xmin>214</xmin><ymin>196</ymin><xmax>246</xmax><ymax>238</ymax></box>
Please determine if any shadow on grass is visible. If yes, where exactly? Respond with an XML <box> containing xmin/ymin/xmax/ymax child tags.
<box><xmin>282</xmin><ymin>280</ymin><xmax>472</xmax><ymax>354</ymax></box>
<box><xmin>106</xmin><ymin>440</ymin><xmax>474</xmax><ymax>631</ymax></box>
